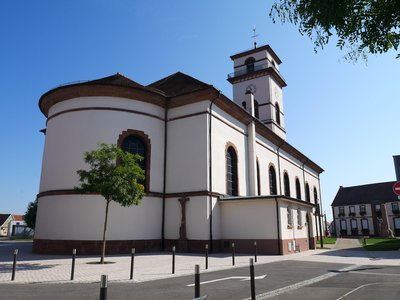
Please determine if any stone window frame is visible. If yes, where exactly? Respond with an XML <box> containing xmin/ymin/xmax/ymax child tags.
<box><xmin>117</xmin><ymin>129</ymin><xmax>151</xmax><ymax>192</ymax></box>
<box><xmin>225</xmin><ymin>142</ymin><xmax>239</xmax><ymax>196</ymax></box>
<box><xmin>295</xmin><ymin>177</ymin><xmax>301</xmax><ymax>200</ymax></box>
<box><xmin>268</xmin><ymin>163</ymin><xmax>277</xmax><ymax>195</ymax></box>
<box><xmin>283</xmin><ymin>171</ymin><xmax>290</xmax><ymax>197</ymax></box>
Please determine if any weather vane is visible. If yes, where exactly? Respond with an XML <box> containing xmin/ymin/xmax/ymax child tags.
<box><xmin>251</xmin><ymin>25</ymin><xmax>259</xmax><ymax>49</ymax></box>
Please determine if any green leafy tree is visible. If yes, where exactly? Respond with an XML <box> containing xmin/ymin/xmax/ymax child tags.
<box><xmin>75</xmin><ymin>143</ymin><xmax>145</xmax><ymax>264</ymax></box>
<box><xmin>270</xmin><ymin>0</ymin><xmax>400</xmax><ymax>60</ymax></box>
<box><xmin>24</xmin><ymin>199</ymin><xmax>38</xmax><ymax>230</ymax></box>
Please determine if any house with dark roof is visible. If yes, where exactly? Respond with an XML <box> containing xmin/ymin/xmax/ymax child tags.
<box><xmin>0</xmin><ymin>214</ymin><xmax>28</xmax><ymax>237</ymax></box>
<box><xmin>34</xmin><ymin>44</ymin><xmax>325</xmax><ymax>255</ymax></box>
<box><xmin>332</xmin><ymin>181</ymin><xmax>400</xmax><ymax>237</ymax></box>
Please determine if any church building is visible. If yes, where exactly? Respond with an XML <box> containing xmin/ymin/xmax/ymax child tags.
<box><xmin>34</xmin><ymin>44</ymin><xmax>324</xmax><ymax>255</ymax></box>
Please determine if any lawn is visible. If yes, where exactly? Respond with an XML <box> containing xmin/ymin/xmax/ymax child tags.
<box><xmin>361</xmin><ymin>238</ymin><xmax>400</xmax><ymax>251</ymax></box>
<box><xmin>316</xmin><ymin>237</ymin><xmax>337</xmax><ymax>245</ymax></box>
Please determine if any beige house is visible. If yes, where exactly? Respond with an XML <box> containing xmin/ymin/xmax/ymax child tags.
<box><xmin>332</xmin><ymin>181</ymin><xmax>399</xmax><ymax>237</ymax></box>
<box><xmin>34</xmin><ymin>44</ymin><xmax>324</xmax><ymax>255</ymax></box>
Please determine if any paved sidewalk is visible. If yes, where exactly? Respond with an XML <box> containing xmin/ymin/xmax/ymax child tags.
<box><xmin>332</xmin><ymin>238</ymin><xmax>362</xmax><ymax>250</ymax></box>
<box><xmin>1</xmin><ymin>239</ymin><xmax>399</xmax><ymax>285</ymax></box>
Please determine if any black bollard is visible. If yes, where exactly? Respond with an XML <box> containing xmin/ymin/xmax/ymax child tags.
<box><xmin>205</xmin><ymin>244</ymin><xmax>209</xmax><ymax>270</ymax></box>
<box><xmin>70</xmin><ymin>248</ymin><xmax>76</xmax><ymax>280</ymax></box>
<box><xmin>254</xmin><ymin>241</ymin><xmax>257</xmax><ymax>263</ymax></box>
<box><xmin>195</xmin><ymin>264</ymin><xmax>200</xmax><ymax>298</ymax></box>
<box><xmin>172</xmin><ymin>246</ymin><xmax>176</xmax><ymax>274</ymax></box>
<box><xmin>250</xmin><ymin>258</ymin><xmax>255</xmax><ymax>300</ymax></box>
<box><xmin>11</xmin><ymin>249</ymin><xmax>18</xmax><ymax>281</ymax></box>
<box><xmin>231</xmin><ymin>243</ymin><xmax>235</xmax><ymax>266</ymax></box>
<box><xmin>130</xmin><ymin>248</ymin><xmax>135</xmax><ymax>280</ymax></box>
<box><xmin>99</xmin><ymin>275</ymin><xmax>108</xmax><ymax>300</ymax></box>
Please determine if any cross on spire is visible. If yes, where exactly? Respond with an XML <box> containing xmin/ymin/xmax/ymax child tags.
<box><xmin>251</xmin><ymin>25</ymin><xmax>259</xmax><ymax>49</ymax></box>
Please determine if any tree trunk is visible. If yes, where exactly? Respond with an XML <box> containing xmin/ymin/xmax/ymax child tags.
<box><xmin>101</xmin><ymin>199</ymin><xmax>111</xmax><ymax>264</ymax></box>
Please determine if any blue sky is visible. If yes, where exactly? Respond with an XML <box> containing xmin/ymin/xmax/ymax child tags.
<box><xmin>1</xmin><ymin>0</ymin><xmax>399</xmax><ymax>221</ymax></box>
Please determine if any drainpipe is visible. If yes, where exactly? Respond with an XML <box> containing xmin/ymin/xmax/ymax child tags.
<box><xmin>275</xmin><ymin>197</ymin><xmax>282</xmax><ymax>255</ymax></box>
<box><xmin>208</xmin><ymin>90</ymin><xmax>221</xmax><ymax>253</ymax></box>
<box><xmin>161</xmin><ymin>108</ymin><xmax>168</xmax><ymax>251</ymax></box>
<box><xmin>318</xmin><ymin>175</ymin><xmax>324</xmax><ymax>248</ymax></box>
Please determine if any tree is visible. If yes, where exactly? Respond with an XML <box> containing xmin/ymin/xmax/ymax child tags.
<box><xmin>24</xmin><ymin>199</ymin><xmax>38</xmax><ymax>230</ymax></box>
<box><xmin>269</xmin><ymin>0</ymin><xmax>400</xmax><ymax>61</ymax></box>
<box><xmin>75</xmin><ymin>143</ymin><xmax>145</xmax><ymax>264</ymax></box>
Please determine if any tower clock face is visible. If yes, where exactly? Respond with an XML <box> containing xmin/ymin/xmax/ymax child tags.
<box><xmin>246</xmin><ymin>84</ymin><xmax>257</xmax><ymax>94</ymax></box>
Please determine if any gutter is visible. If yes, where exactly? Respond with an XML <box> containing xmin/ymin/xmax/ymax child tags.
<box><xmin>208</xmin><ymin>91</ymin><xmax>221</xmax><ymax>253</ymax></box>
<box><xmin>161</xmin><ymin>107</ymin><xmax>168</xmax><ymax>251</ymax></box>
<box><xmin>277</xmin><ymin>141</ymin><xmax>285</xmax><ymax>195</ymax></box>
<box><xmin>275</xmin><ymin>197</ymin><xmax>282</xmax><ymax>255</ymax></box>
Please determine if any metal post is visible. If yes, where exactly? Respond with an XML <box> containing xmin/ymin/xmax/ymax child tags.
<box><xmin>172</xmin><ymin>246</ymin><xmax>176</xmax><ymax>274</ymax></box>
<box><xmin>231</xmin><ymin>243</ymin><xmax>235</xmax><ymax>266</ymax></box>
<box><xmin>71</xmin><ymin>249</ymin><xmax>76</xmax><ymax>281</ymax></box>
<box><xmin>254</xmin><ymin>241</ymin><xmax>257</xmax><ymax>263</ymax></box>
<box><xmin>99</xmin><ymin>274</ymin><xmax>108</xmax><ymax>300</ymax></box>
<box><xmin>130</xmin><ymin>248</ymin><xmax>135</xmax><ymax>280</ymax></box>
<box><xmin>250</xmin><ymin>258</ymin><xmax>255</xmax><ymax>300</ymax></box>
<box><xmin>205</xmin><ymin>244</ymin><xmax>209</xmax><ymax>270</ymax></box>
<box><xmin>11</xmin><ymin>249</ymin><xmax>18</xmax><ymax>281</ymax></box>
<box><xmin>195</xmin><ymin>264</ymin><xmax>200</xmax><ymax>298</ymax></box>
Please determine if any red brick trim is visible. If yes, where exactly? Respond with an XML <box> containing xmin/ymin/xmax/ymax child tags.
<box><xmin>33</xmin><ymin>239</ymin><xmax>161</xmax><ymax>255</ymax></box>
<box><xmin>220</xmin><ymin>239</ymin><xmax>280</xmax><ymax>255</ymax></box>
<box><xmin>37</xmin><ymin>190</ymin><xmax>222</xmax><ymax>199</ymax></box>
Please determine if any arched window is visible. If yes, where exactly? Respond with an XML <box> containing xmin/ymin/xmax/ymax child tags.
<box><xmin>269</xmin><ymin>165</ymin><xmax>277</xmax><ymax>195</ymax></box>
<box><xmin>242</xmin><ymin>101</ymin><xmax>246</xmax><ymax>110</ymax></box>
<box><xmin>275</xmin><ymin>103</ymin><xmax>281</xmax><ymax>125</ymax></box>
<box><xmin>295</xmin><ymin>178</ymin><xmax>301</xmax><ymax>200</ymax></box>
<box><xmin>245</xmin><ymin>57</ymin><xmax>255</xmax><ymax>73</ymax></box>
<box><xmin>122</xmin><ymin>135</ymin><xmax>146</xmax><ymax>187</ymax></box>
<box><xmin>305</xmin><ymin>183</ymin><xmax>310</xmax><ymax>202</ymax></box>
<box><xmin>254</xmin><ymin>100</ymin><xmax>259</xmax><ymax>118</ymax></box>
<box><xmin>284</xmin><ymin>172</ymin><xmax>290</xmax><ymax>197</ymax></box>
<box><xmin>256</xmin><ymin>161</ymin><xmax>261</xmax><ymax>196</ymax></box>
<box><xmin>313</xmin><ymin>187</ymin><xmax>318</xmax><ymax>203</ymax></box>
<box><xmin>226</xmin><ymin>146</ymin><xmax>238</xmax><ymax>196</ymax></box>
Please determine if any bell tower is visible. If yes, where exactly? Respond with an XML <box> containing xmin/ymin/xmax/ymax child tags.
<box><xmin>227</xmin><ymin>45</ymin><xmax>287</xmax><ymax>139</ymax></box>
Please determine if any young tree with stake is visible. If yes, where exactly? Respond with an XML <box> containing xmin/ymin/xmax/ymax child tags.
<box><xmin>75</xmin><ymin>143</ymin><xmax>145</xmax><ymax>264</ymax></box>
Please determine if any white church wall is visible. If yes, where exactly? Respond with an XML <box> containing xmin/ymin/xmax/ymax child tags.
<box><xmin>35</xmin><ymin>195</ymin><xmax>162</xmax><ymax>240</ymax></box>
<box><xmin>166</xmin><ymin>114</ymin><xmax>208</xmax><ymax>193</ymax></box>
<box><xmin>40</xmin><ymin>98</ymin><xmax>165</xmax><ymax>193</ymax></box>
<box><xmin>255</xmin><ymin>137</ymin><xmax>279</xmax><ymax>195</ymax></box>
<box><xmin>210</xmin><ymin>106</ymin><xmax>248</xmax><ymax>196</ymax></box>
<box><xmin>220</xmin><ymin>200</ymin><xmax>278</xmax><ymax>239</ymax></box>
<box><xmin>165</xmin><ymin>198</ymin><xmax>181</xmax><ymax>240</ymax></box>
<box><xmin>167</xmin><ymin>100</ymin><xmax>209</xmax><ymax>120</ymax></box>
<box><xmin>165</xmin><ymin>196</ymin><xmax>213</xmax><ymax>240</ymax></box>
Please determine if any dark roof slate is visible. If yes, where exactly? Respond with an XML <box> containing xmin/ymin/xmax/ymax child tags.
<box><xmin>331</xmin><ymin>181</ymin><xmax>398</xmax><ymax>207</ymax></box>
<box><xmin>0</xmin><ymin>214</ymin><xmax>11</xmax><ymax>226</ymax></box>
<box><xmin>148</xmin><ymin>72</ymin><xmax>211</xmax><ymax>97</ymax></box>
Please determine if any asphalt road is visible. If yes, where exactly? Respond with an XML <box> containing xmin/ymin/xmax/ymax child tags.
<box><xmin>1</xmin><ymin>260</ymin><xmax>399</xmax><ymax>299</ymax></box>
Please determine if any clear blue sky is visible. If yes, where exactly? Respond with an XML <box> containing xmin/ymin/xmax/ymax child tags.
<box><xmin>1</xmin><ymin>1</ymin><xmax>399</xmax><ymax>221</ymax></box>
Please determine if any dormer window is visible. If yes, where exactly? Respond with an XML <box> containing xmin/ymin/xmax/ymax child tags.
<box><xmin>245</xmin><ymin>57</ymin><xmax>255</xmax><ymax>73</ymax></box>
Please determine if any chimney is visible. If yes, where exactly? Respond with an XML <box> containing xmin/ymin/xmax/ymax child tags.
<box><xmin>393</xmin><ymin>155</ymin><xmax>400</xmax><ymax>181</ymax></box>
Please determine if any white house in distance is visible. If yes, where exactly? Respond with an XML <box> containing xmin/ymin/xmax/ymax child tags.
<box><xmin>34</xmin><ymin>44</ymin><xmax>324</xmax><ymax>255</ymax></box>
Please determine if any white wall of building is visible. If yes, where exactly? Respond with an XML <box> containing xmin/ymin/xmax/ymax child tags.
<box><xmin>220</xmin><ymin>200</ymin><xmax>278</xmax><ymax>239</ymax></box>
<box><xmin>35</xmin><ymin>195</ymin><xmax>162</xmax><ymax>240</ymax></box>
